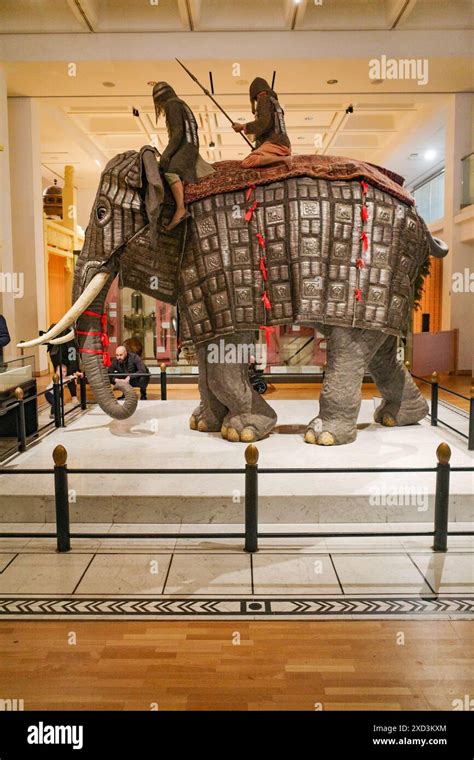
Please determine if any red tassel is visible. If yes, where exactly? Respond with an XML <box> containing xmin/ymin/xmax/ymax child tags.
<box><xmin>261</xmin><ymin>291</ymin><xmax>272</xmax><ymax>310</ymax></box>
<box><xmin>246</xmin><ymin>184</ymin><xmax>256</xmax><ymax>201</ymax></box>
<box><xmin>245</xmin><ymin>201</ymin><xmax>258</xmax><ymax>222</ymax></box>
<box><xmin>256</xmin><ymin>232</ymin><xmax>266</xmax><ymax>249</ymax></box>
<box><xmin>259</xmin><ymin>256</ymin><xmax>268</xmax><ymax>281</ymax></box>
<box><xmin>80</xmin><ymin>310</ymin><xmax>110</xmax><ymax>353</ymax></box>
<box><xmin>361</xmin><ymin>205</ymin><xmax>369</xmax><ymax>222</ymax></box>
<box><xmin>360</xmin><ymin>231</ymin><xmax>368</xmax><ymax>251</ymax></box>
<box><xmin>79</xmin><ymin>347</ymin><xmax>112</xmax><ymax>367</ymax></box>
<box><xmin>259</xmin><ymin>325</ymin><xmax>275</xmax><ymax>347</ymax></box>
<box><xmin>355</xmin><ymin>258</ymin><xmax>365</xmax><ymax>269</ymax></box>
<box><xmin>360</xmin><ymin>180</ymin><xmax>369</xmax><ymax>195</ymax></box>
<box><xmin>355</xmin><ymin>288</ymin><xmax>362</xmax><ymax>302</ymax></box>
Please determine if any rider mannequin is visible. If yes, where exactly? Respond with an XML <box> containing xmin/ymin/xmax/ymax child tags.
<box><xmin>153</xmin><ymin>81</ymin><xmax>215</xmax><ymax>230</ymax></box>
<box><xmin>233</xmin><ymin>77</ymin><xmax>291</xmax><ymax>168</ymax></box>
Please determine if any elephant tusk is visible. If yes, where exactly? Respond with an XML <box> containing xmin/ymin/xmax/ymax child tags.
<box><xmin>17</xmin><ymin>272</ymin><xmax>109</xmax><ymax>348</ymax></box>
<box><xmin>47</xmin><ymin>329</ymin><xmax>75</xmax><ymax>345</ymax></box>
<box><xmin>428</xmin><ymin>234</ymin><xmax>449</xmax><ymax>258</ymax></box>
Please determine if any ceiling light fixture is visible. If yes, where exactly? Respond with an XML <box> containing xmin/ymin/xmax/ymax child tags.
<box><xmin>424</xmin><ymin>149</ymin><xmax>437</xmax><ymax>161</ymax></box>
<box><xmin>327</xmin><ymin>79</ymin><xmax>338</xmax><ymax>85</ymax></box>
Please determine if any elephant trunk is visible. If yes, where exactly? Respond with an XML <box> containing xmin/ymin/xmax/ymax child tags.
<box><xmin>76</xmin><ymin>276</ymin><xmax>138</xmax><ymax>420</ymax></box>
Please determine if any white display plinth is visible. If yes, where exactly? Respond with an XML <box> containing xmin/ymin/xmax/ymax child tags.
<box><xmin>1</xmin><ymin>400</ymin><xmax>472</xmax><ymax>525</ymax></box>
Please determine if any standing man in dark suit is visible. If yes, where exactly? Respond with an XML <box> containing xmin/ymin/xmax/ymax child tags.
<box><xmin>0</xmin><ymin>314</ymin><xmax>11</xmax><ymax>368</ymax></box>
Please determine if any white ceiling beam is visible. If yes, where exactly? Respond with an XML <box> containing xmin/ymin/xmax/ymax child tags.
<box><xmin>42</xmin><ymin>102</ymin><xmax>108</xmax><ymax>169</ymax></box>
<box><xmin>178</xmin><ymin>0</ymin><xmax>201</xmax><ymax>32</ymax></box>
<box><xmin>284</xmin><ymin>0</ymin><xmax>305</xmax><ymax>31</ymax></box>
<box><xmin>1</xmin><ymin>30</ymin><xmax>471</xmax><ymax>61</ymax></box>
<box><xmin>65</xmin><ymin>0</ymin><xmax>99</xmax><ymax>32</ymax></box>
<box><xmin>385</xmin><ymin>0</ymin><xmax>418</xmax><ymax>30</ymax></box>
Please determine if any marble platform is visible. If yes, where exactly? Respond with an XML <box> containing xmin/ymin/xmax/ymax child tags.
<box><xmin>0</xmin><ymin>400</ymin><xmax>472</xmax><ymax>524</ymax></box>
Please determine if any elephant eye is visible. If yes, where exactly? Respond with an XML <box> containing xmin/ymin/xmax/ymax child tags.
<box><xmin>95</xmin><ymin>197</ymin><xmax>112</xmax><ymax>226</ymax></box>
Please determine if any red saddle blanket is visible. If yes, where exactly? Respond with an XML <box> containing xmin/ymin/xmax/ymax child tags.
<box><xmin>185</xmin><ymin>154</ymin><xmax>414</xmax><ymax>207</ymax></box>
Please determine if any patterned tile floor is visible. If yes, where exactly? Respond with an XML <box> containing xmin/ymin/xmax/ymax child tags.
<box><xmin>0</xmin><ymin>523</ymin><xmax>472</xmax><ymax>620</ymax></box>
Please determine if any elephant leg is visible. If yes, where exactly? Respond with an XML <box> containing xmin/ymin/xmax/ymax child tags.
<box><xmin>305</xmin><ymin>327</ymin><xmax>385</xmax><ymax>446</ymax></box>
<box><xmin>369</xmin><ymin>336</ymin><xmax>428</xmax><ymax>427</ymax></box>
<box><xmin>206</xmin><ymin>333</ymin><xmax>277</xmax><ymax>443</ymax></box>
<box><xmin>189</xmin><ymin>345</ymin><xmax>228</xmax><ymax>432</ymax></box>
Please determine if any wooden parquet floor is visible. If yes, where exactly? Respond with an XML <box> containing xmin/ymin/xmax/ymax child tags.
<box><xmin>0</xmin><ymin>620</ymin><xmax>473</xmax><ymax>711</ymax></box>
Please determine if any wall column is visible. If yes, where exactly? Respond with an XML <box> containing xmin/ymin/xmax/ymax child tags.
<box><xmin>8</xmin><ymin>97</ymin><xmax>48</xmax><ymax>373</ymax></box>
<box><xmin>442</xmin><ymin>93</ymin><xmax>473</xmax><ymax>373</ymax></box>
<box><xmin>0</xmin><ymin>66</ymin><xmax>15</xmax><ymax>360</ymax></box>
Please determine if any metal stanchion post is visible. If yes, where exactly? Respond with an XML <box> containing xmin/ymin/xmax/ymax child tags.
<box><xmin>469</xmin><ymin>383</ymin><xmax>474</xmax><ymax>451</ymax></box>
<box><xmin>53</xmin><ymin>445</ymin><xmax>71</xmax><ymax>553</ymax></box>
<box><xmin>160</xmin><ymin>363</ymin><xmax>167</xmax><ymax>400</ymax></box>
<box><xmin>14</xmin><ymin>387</ymin><xmax>26</xmax><ymax>452</ymax></box>
<box><xmin>244</xmin><ymin>444</ymin><xmax>259</xmax><ymax>553</ymax></box>
<box><xmin>79</xmin><ymin>374</ymin><xmax>87</xmax><ymax>410</ymax></box>
<box><xmin>431</xmin><ymin>371</ymin><xmax>438</xmax><ymax>426</ymax></box>
<box><xmin>433</xmin><ymin>442</ymin><xmax>451</xmax><ymax>553</ymax></box>
<box><xmin>52</xmin><ymin>373</ymin><xmax>61</xmax><ymax>427</ymax></box>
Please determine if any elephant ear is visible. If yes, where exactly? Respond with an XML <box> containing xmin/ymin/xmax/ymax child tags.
<box><xmin>126</xmin><ymin>145</ymin><xmax>164</xmax><ymax>248</ymax></box>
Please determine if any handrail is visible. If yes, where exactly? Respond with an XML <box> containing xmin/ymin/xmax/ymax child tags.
<box><xmin>0</xmin><ymin>442</ymin><xmax>471</xmax><ymax>554</ymax></box>
<box><xmin>408</xmin><ymin>366</ymin><xmax>473</xmax><ymax>449</ymax></box>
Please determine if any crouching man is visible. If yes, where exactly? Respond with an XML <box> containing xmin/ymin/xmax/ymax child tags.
<box><xmin>109</xmin><ymin>345</ymin><xmax>150</xmax><ymax>401</ymax></box>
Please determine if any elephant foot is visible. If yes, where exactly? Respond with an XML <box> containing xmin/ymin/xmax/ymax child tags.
<box><xmin>374</xmin><ymin>396</ymin><xmax>428</xmax><ymax>427</ymax></box>
<box><xmin>189</xmin><ymin>403</ymin><xmax>226</xmax><ymax>433</ymax></box>
<box><xmin>304</xmin><ymin>416</ymin><xmax>356</xmax><ymax>446</ymax></box>
<box><xmin>222</xmin><ymin>411</ymin><xmax>277</xmax><ymax>442</ymax></box>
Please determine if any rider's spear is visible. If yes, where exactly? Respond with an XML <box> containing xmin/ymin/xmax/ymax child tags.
<box><xmin>175</xmin><ymin>58</ymin><xmax>254</xmax><ymax>149</ymax></box>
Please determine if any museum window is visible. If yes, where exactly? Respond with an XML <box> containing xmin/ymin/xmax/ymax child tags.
<box><xmin>413</xmin><ymin>170</ymin><xmax>445</xmax><ymax>223</ymax></box>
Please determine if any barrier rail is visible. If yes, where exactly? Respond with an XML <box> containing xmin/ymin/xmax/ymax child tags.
<box><xmin>409</xmin><ymin>366</ymin><xmax>473</xmax><ymax>450</ymax></box>
<box><xmin>0</xmin><ymin>442</ymin><xmax>472</xmax><ymax>555</ymax></box>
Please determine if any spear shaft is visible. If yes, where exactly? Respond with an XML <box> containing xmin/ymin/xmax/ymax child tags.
<box><xmin>175</xmin><ymin>58</ymin><xmax>254</xmax><ymax>149</ymax></box>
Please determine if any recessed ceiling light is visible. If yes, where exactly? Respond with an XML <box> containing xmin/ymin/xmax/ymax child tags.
<box><xmin>424</xmin><ymin>149</ymin><xmax>437</xmax><ymax>161</ymax></box>
<box><xmin>102</xmin><ymin>81</ymin><xmax>115</xmax><ymax>88</ymax></box>
<box><xmin>327</xmin><ymin>79</ymin><xmax>338</xmax><ymax>85</ymax></box>
<box><xmin>408</xmin><ymin>153</ymin><xmax>420</xmax><ymax>160</ymax></box>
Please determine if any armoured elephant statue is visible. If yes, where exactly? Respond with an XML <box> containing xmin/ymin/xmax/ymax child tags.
<box><xmin>21</xmin><ymin>147</ymin><xmax>448</xmax><ymax>445</ymax></box>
